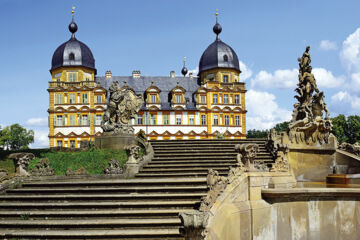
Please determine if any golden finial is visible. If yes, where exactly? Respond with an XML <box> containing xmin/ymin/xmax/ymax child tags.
<box><xmin>215</xmin><ymin>9</ymin><xmax>219</xmax><ymax>22</ymax></box>
<box><xmin>72</xmin><ymin>6</ymin><xmax>75</xmax><ymax>15</ymax></box>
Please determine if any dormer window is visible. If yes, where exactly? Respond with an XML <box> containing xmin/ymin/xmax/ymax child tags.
<box><xmin>150</xmin><ymin>95</ymin><xmax>156</xmax><ymax>103</ymax></box>
<box><xmin>223</xmin><ymin>54</ymin><xmax>228</xmax><ymax>62</ymax></box>
<box><xmin>176</xmin><ymin>95</ymin><xmax>181</xmax><ymax>103</ymax></box>
<box><xmin>223</xmin><ymin>75</ymin><xmax>229</xmax><ymax>83</ymax></box>
<box><xmin>69</xmin><ymin>52</ymin><xmax>75</xmax><ymax>60</ymax></box>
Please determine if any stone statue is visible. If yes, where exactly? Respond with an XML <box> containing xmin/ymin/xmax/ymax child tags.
<box><xmin>234</xmin><ymin>143</ymin><xmax>260</xmax><ymax>172</ymax></box>
<box><xmin>30</xmin><ymin>158</ymin><xmax>54</xmax><ymax>176</ymax></box>
<box><xmin>289</xmin><ymin>46</ymin><xmax>333</xmax><ymax>144</ymax></box>
<box><xmin>270</xmin><ymin>144</ymin><xmax>290</xmax><ymax>172</ymax></box>
<box><xmin>104</xmin><ymin>159</ymin><xmax>123</xmax><ymax>175</ymax></box>
<box><xmin>102</xmin><ymin>81</ymin><xmax>144</xmax><ymax>135</ymax></box>
<box><xmin>8</xmin><ymin>153</ymin><xmax>35</xmax><ymax>176</ymax></box>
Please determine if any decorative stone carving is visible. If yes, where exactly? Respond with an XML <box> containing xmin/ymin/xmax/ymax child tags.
<box><xmin>234</xmin><ymin>143</ymin><xmax>260</xmax><ymax>172</ymax></box>
<box><xmin>199</xmin><ymin>169</ymin><xmax>228</xmax><ymax>212</ymax></box>
<box><xmin>8</xmin><ymin>153</ymin><xmax>35</xmax><ymax>176</ymax></box>
<box><xmin>339</xmin><ymin>142</ymin><xmax>360</xmax><ymax>156</ymax></box>
<box><xmin>270</xmin><ymin>144</ymin><xmax>290</xmax><ymax>172</ymax></box>
<box><xmin>66</xmin><ymin>167</ymin><xmax>89</xmax><ymax>176</ymax></box>
<box><xmin>179</xmin><ymin>211</ymin><xmax>209</xmax><ymax>240</ymax></box>
<box><xmin>0</xmin><ymin>170</ymin><xmax>8</xmax><ymax>182</ymax></box>
<box><xmin>30</xmin><ymin>158</ymin><xmax>54</xmax><ymax>176</ymax></box>
<box><xmin>104</xmin><ymin>159</ymin><xmax>123</xmax><ymax>175</ymax></box>
<box><xmin>289</xmin><ymin>46</ymin><xmax>332</xmax><ymax>145</ymax></box>
<box><xmin>126</xmin><ymin>144</ymin><xmax>143</xmax><ymax>164</ymax></box>
<box><xmin>101</xmin><ymin>81</ymin><xmax>144</xmax><ymax>135</ymax></box>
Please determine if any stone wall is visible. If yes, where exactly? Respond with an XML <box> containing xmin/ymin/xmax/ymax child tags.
<box><xmin>204</xmin><ymin>172</ymin><xmax>360</xmax><ymax>240</ymax></box>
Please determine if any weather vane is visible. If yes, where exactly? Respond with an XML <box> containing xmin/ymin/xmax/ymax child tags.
<box><xmin>72</xmin><ymin>6</ymin><xmax>75</xmax><ymax>19</ymax></box>
<box><xmin>216</xmin><ymin>9</ymin><xmax>219</xmax><ymax>22</ymax></box>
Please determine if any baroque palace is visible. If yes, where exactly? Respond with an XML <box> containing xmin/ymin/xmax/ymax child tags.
<box><xmin>48</xmin><ymin>12</ymin><xmax>247</xmax><ymax>147</ymax></box>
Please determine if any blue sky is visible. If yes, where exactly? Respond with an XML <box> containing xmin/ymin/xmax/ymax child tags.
<box><xmin>1</xmin><ymin>0</ymin><xmax>360</xmax><ymax>147</ymax></box>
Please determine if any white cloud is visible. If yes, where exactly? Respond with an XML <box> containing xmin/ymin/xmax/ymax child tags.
<box><xmin>340</xmin><ymin>28</ymin><xmax>360</xmax><ymax>73</ymax></box>
<box><xmin>189</xmin><ymin>67</ymin><xmax>199</xmax><ymax>75</ymax></box>
<box><xmin>350</xmin><ymin>72</ymin><xmax>360</xmax><ymax>91</ymax></box>
<box><xmin>30</xmin><ymin>130</ymin><xmax>49</xmax><ymax>149</ymax></box>
<box><xmin>246</xmin><ymin>89</ymin><xmax>292</xmax><ymax>130</ymax></box>
<box><xmin>319</xmin><ymin>40</ymin><xmax>338</xmax><ymax>51</ymax></box>
<box><xmin>312</xmin><ymin>68</ymin><xmax>344</xmax><ymax>88</ymax></box>
<box><xmin>330</xmin><ymin>91</ymin><xmax>360</xmax><ymax>115</ymax></box>
<box><xmin>26</xmin><ymin>117</ymin><xmax>48</xmax><ymax>127</ymax></box>
<box><xmin>239</xmin><ymin>61</ymin><xmax>252</xmax><ymax>80</ymax></box>
<box><xmin>250</xmin><ymin>68</ymin><xmax>298</xmax><ymax>89</ymax></box>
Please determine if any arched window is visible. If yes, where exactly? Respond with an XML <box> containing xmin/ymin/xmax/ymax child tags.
<box><xmin>223</xmin><ymin>54</ymin><xmax>228</xmax><ymax>62</ymax></box>
<box><xmin>69</xmin><ymin>53</ymin><xmax>75</xmax><ymax>60</ymax></box>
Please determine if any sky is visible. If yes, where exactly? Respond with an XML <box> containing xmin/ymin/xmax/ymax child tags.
<box><xmin>1</xmin><ymin>0</ymin><xmax>360</xmax><ymax>148</ymax></box>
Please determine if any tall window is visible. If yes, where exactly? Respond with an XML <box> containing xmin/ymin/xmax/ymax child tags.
<box><xmin>176</xmin><ymin>115</ymin><xmax>181</xmax><ymax>125</ymax></box>
<box><xmin>201</xmin><ymin>95</ymin><xmax>206</xmax><ymax>104</ymax></box>
<box><xmin>176</xmin><ymin>95</ymin><xmax>181</xmax><ymax>103</ymax></box>
<box><xmin>82</xmin><ymin>115</ymin><xmax>88</xmax><ymax>126</ymax></box>
<box><xmin>96</xmin><ymin>95</ymin><xmax>102</xmax><ymax>103</ymax></box>
<box><xmin>69</xmin><ymin>53</ymin><xmax>75</xmax><ymax>60</ymax></box>
<box><xmin>235</xmin><ymin>116</ymin><xmax>241</xmax><ymax>126</ymax></box>
<box><xmin>69</xmin><ymin>72</ymin><xmax>76</xmax><ymax>82</ymax></box>
<box><xmin>223</xmin><ymin>75</ymin><xmax>229</xmax><ymax>83</ymax></box>
<box><xmin>224</xmin><ymin>94</ymin><xmax>229</xmax><ymax>104</ymax></box>
<box><xmin>150</xmin><ymin>95</ymin><xmax>156</xmax><ymax>103</ymax></box>
<box><xmin>189</xmin><ymin>115</ymin><xmax>195</xmax><ymax>125</ymax></box>
<box><xmin>151</xmin><ymin>114</ymin><xmax>156</xmax><ymax>125</ymax></box>
<box><xmin>235</xmin><ymin>95</ymin><xmax>240</xmax><ymax>104</ymax></box>
<box><xmin>57</xmin><ymin>140</ymin><xmax>62</xmax><ymax>147</ymax></box>
<box><xmin>96</xmin><ymin>115</ymin><xmax>102</xmax><ymax>125</ymax></box>
<box><xmin>69</xmin><ymin>115</ymin><xmax>75</xmax><ymax>126</ymax></box>
<box><xmin>56</xmin><ymin>115</ymin><xmax>63</xmax><ymax>126</ymax></box>
<box><xmin>163</xmin><ymin>114</ymin><xmax>169</xmax><ymax>125</ymax></box>
<box><xmin>70</xmin><ymin>140</ymin><xmax>76</xmax><ymax>148</ymax></box>
<box><xmin>224</xmin><ymin>115</ymin><xmax>230</xmax><ymax>126</ymax></box>
<box><xmin>69</xmin><ymin>94</ymin><xmax>75</xmax><ymax>104</ymax></box>
<box><xmin>82</xmin><ymin>94</ymin><xmax>88</xmax><ymax>104</ymax></box>
<box><xmin>201</xmin><ymin>115</ymin><xmax>206</xmax><ymax>125</ymax></box>
<box><xmin>138</xmin><ymin>114</ymin><xmax>143</xmax><ymax>125</ymax></box>
<box><xmin>213</xmin><ymin>94</ymin><xmax>218</xmax><ymax>104</ymax></box>
<box><xmin>56</xmin><ymin>94</ymin><xmax>63</xmax><ymax>104</ymax></box>
<box><xmin>213</xmin><ymin>115</ymin><xmax>219</xmax><ymax>125</ymax></box>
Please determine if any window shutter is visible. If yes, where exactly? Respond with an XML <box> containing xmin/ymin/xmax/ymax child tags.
<box><xmin>53</xmin><ymin>116</ymin><xmax>56</xmax><ymax>126</ymax></box>
<box><xmin>62</xmin><ymin>116</ymin><xmax>65</xmax><ymax>126</ymax></box>
<box><xmin>87</xmin><ymin>115</ymin><xmax>90</xmax><ymax>126</ymax></box>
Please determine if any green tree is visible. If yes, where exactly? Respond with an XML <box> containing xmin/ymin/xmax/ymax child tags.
<box><xmin>247</xmin><ymin>129</ymin><xmax>268</xmax><ymax>138</ymax></box>
<box><xmin>331</xmin><ymin>114</ymin><xmax>348</xmax><ymax>144</ymax></box>
<box><xmin>274</xmin><ymin>121</ymin><xmax>290</xmax><ymax>133</ymax></box>
<box><xmin>346</xmin><ymin>115</ymin><xmax>360</xmax><ymax>144</ymax></box>
<box><xmin>0</xmin><ymin>124</ymin><xmax>34</xmax><ymax>150</ymax></box>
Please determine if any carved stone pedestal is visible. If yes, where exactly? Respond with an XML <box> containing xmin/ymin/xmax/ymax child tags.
<box><xmin>95</xmin><ymin>134</ymin><xmax>137</xmax><ymax>150</ymax></box>
<box><xmin>123</xmin><ymin>163</ymin><xmax>141</xmax><ymax>178</ymax></box>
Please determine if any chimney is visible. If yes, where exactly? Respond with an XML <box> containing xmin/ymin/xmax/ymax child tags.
<box><xmin>170</xmin><ymin>70</ymin><xmax>175</xmax><ymax>78</ymax></box>
<box><xmin>132</xmin><ymin>70</ymin><xmax>141</xmax><ymax>78</ymax></box>
<box><xmin>105</xmin><ymin>70</ymin><xmax>112</xmax><ymax>79</ymax></box>
<box><xmin>189</xmin><ymin>72</ymin><xmax>193</xmax><ymax>78</ymax></box>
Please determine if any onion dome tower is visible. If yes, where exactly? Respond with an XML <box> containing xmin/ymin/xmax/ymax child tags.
<box><xmin>51</xmin><ymin>8</ymin><xmax>96</xmax><ymax>73</ymax></box>
<box><xmin>181</xmin><ymin>57</ymin><xmax>188</xmax><ymax>77</ymax></box>
<box><xmin>198</xmin><ymin>11</ymin><xmax>241</xmax><ymax>84</ymax></box>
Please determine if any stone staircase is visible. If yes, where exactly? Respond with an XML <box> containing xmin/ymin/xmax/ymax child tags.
<box><xmin>0</xmin><ymin>139</ymin><xmax>272</xmax><ymax>239</ymax></box>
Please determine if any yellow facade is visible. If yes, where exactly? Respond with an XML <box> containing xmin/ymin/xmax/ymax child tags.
<box><xmin>48</xmin><ymin>66</ymin><xmax>107</xmax><ymax>148</ymax></box>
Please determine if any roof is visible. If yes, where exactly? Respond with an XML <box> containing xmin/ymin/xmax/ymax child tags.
<box><xmin>199</xmin><ymin>39</ymin><xmax>240</xmax><ymax>74</ymax></box>
<box><xmin>96</xmin><ymin>76</ymin><xmax>201</xmax><ymax>111</ymax></box>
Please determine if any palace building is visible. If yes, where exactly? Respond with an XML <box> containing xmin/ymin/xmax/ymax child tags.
<box><xmin>48</xmin><ymin>11</ymin><xmax>246</xmax><ymax>147</ymax></box>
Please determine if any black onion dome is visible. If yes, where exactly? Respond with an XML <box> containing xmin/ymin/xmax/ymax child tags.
<box><xmin>199</xmin><ymin>39</ymin><xmax>240</xmax><ymax>73</ymax></box>
<box><xmin>181</xmin><ymin>66</ymin><xmax>188</xmax><ymax>76</ymax></box>
<box><xmin>51</xmin><ymin>20</ymin><xmax>95</xmax><ymax>72</ymax></box>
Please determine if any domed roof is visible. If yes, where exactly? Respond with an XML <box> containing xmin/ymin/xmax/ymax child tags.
<box><xmin>51</xmin><ymin>19</ymin><xmax>96</xmax><ymax>72</ymax></box>
<box><xmin>198</xmin><ymin>17</ymin><xmax>240</xmax><ymax>74</ymax></box>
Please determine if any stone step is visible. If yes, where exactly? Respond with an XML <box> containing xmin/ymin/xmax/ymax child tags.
<box><xmin>0</xmin><ymin>209</ymin><xmax>189</xmax><ymax>219</ymax></box>
<box><xmin>0</xmin><ymin>228</ymin><xmax>182</xmax><ymax>239</ymax></box>
<box><xmin>0</xmin><ymin>218</ymin><xmax>181</xmax><ymax>229</ymax></box>
<box><xmin>148</xmin><ymin>160</ymin><xmax>237</xmax><ymax>165</ymax></box>
<box><xmin>7</xmin><ymin>185</ymin><xmax>208</xmax><ymax>194</ymax></box>
<box><xmin>20</xmin><ymin>177</ymin><xmax>207</xmax><ymax>188</ymax></box>
<box><xmin>152</xmin><ymin>156</ymin><xmax>272</xmax><ymax>160</ymax></box>
<box><xmin>143</xmin><ymin>163</ymin><xmax>234</xmax><ymax>168</ymax></box>
<box><xmin>136</xmin><ymin>172</ymin><xmax>228</xmax><ymax>178</ymax></box>
<box><xmin>0</xmin><ymin>200</ymin><xmax>198</xmax><ymax>210</ymax></box>
<box><xmin>0</xmin><ymin>193</ymin><xmax>206</xmax><ymax>201</ymax></box>
<box><xmin>153</xmin><ymin>152</ymin><xmax>270</xmax><ymax>157</ymax></box>
<box><xmin>139</xmin><ymin>167</ymin><xmax>230</xmax><ymax>173</ymax></box>
<box><xmin>150</xmin><ymin>139</ymin><xmax>266</xmax><ymax>144</ymax></box>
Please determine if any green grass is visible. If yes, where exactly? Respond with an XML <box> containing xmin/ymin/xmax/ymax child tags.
<box><xmin>0</xmin><ymin>148</ymin><xmax>130</xmax><ymax>176</ymax></box>
<box><xmin>29</xmin><ymin>149</ymin><xmax>128</xmax><ymax>175</ymax></box>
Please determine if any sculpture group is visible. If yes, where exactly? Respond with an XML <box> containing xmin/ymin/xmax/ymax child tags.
<box><xmin>102</xmin><ymin>81</ymin><xmax>144</xmax><ymax>135</ymax></box>
<box><xmin>289</xmin><ymin>46</ymin><xmax>332</xmax><ymax>144</ymax></box>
